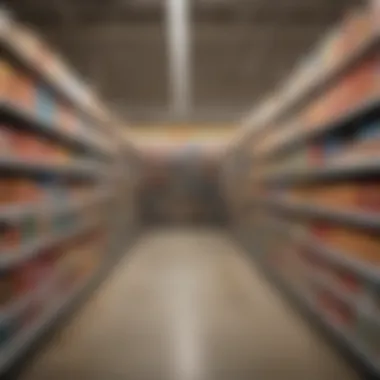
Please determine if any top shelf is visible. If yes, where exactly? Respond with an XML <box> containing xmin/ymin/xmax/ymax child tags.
<box><xmin>243</xmin><ymin>28</ymin><xmax>380</xmax><ymax>143</ymax></box>
<box><xmin>271</xmin><ymin>34</ymin><xmax>378</xmax><ymax>126</ymax></box>
<box><xmin>253</xmin><ymin>95</ymin><xmax>380</xmax><ymax>162</ymax></box>
<box><xmin>0</xmin><ymin>15</ymin><xmax>112</xmax><ymax>134</ymax></box>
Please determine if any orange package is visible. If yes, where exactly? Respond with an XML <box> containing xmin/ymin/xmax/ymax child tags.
<box><xmin>7</xmin><ymin>72</ymin><xmax>24</xmax><ymax>105</ymax></box>
<box><xmin>11</xmin><ymin>179</ymin><xmax>41</xmax><ymax>203</ymax></box>
<box><xmin>0</xmin><ymin>61</ymin><xmax>15</xmax><ymax>100</ymax></box>
<box><xmin>322</xmin><ymin>226</ymin><xmax>380</xmax><ymax>265</ymax></box>
<box><xmin>18</xmin><ymin>76</ymin><xmax>36</xmax><ymax>110</ymax></box>
<box><xmin>342</xmin><ymin>8</ymin><xmax>374</xmax><ymax>55</ymax></box>
<box><xmin>0</xmin><ymin>222</ymin><xmax>21</xmax><ymax>251</ymax></box>
<box><xmin>0</xmin><ymin>124</ymin><xmax>14</xmax><ymax>156</ymax></box>
<box><xmin>342</xmin><ymin>55</ymin><xmax>380</xmax><ymax>109</ymax></box>
<box><xmin>315</xmin><ymin>184</ymin><xmax>359</xmax><ymax>210</ymax></box>
<box><xmin>356</xmin><ymin>181</ymin><xmax>380</xmax><ymax>212</ymax></box>
<box><xmin>57</xmin><ymin>104</ymin><xmax>76</xmax><ymax>132</ymax></box>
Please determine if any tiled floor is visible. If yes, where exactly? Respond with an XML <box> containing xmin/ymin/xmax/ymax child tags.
<box><xmin>21</xmin><ymin>229</ymin><xmax>359</xmax><ymax>380</ymax></box>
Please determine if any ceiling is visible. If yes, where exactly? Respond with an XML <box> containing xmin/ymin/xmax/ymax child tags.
<box><xmin>5</xmin><ymin>0</ymin><xmax>363</xmax><ymax>124</ymax></box>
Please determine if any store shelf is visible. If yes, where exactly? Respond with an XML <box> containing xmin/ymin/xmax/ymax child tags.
<box><xmin>265</xmin><ymin>218</ymin><xmax>380</xmax><ymax>287</ymax></box>
<box><xmin>0</xmin><ymin>294</ymin><xmax>33</xmax><ymax>324</ymax></box>
<box><xmin>250</xmin><ymin>31</ymin><xmax>380</xmax><ymax>135</ymax></box>
<box><xmin>0</xmin><ymin>271</ymin><xmax>93</xmax><ymax>373</ymax></box>
<box><xmin>259</xmin><ymin>261</ymin><xmax>380</xmax><ymax>376</ymax></box>
<box><xmin>262</xmin><ymin>197</ymin><xmax>380</xmax><ymax>231</ymax></box>
<box><xmin>254</xmin><ymin>216</ymin><xmax>380</xmax><ymax>287</ymax></box>
<box><xmin>256</xmin><ymin>96</ymin><xmax>380</xmax><ymax>161</ymax></box>
<box><xmin>307</xmin><ymin>237</ymin><xmax>380</xmax><ymax>287</ymax></box>
<box><xmin>0</xmin><ymin>220</ymin><xmax>100</xmax><ymax>269</ymax></box>
<box><xmin>260</xmin><ymin>158</ymin><xmax>380</xmax><ymax>185</ymax></box>
<box><xmin>0</xmin><ymin>269</ymin><xmax>58</xmax><ymax>324</ymax></box>
<box><xmin>0</xmin><ymin>157</ymin><xmax>103</xmax><ymax>179</ymax></box>
<box><xmin>0</xmin><ymin>192</ymin><xmax>108</xmax><ymax>223</ymax></box>
<box><xmin>0</xmin><ymin>26</ymin><xmax>107</xmax><ymax>133</ymax></box>
<box><xmin>310</xmin><ymin>272</ymin><xmax>380</xmax><ymax>332</ymax></box>
<box><xmin>310</xmin><ymin>273</ymin><xmax>359</xmax><ymax>309</ymax></box>
<box><xmin>1</xmin><ymin>100</ymin><xmax>112</xmax><ymax>159</ymax></box>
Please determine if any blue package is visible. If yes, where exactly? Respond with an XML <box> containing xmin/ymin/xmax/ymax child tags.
<box><xmin>355</xmin><ymin>121</ymin><xmax>380</xmax><ymax>142</ymax></box>
<box><xmin>35</xmin><ymin>85</ymin><xmax>56</xmax><ymax>124</ymax></box>
<box><xmin>323</xmin><ymin>137</ymin><xmax>342</xmax><ymax>158</ymax></box>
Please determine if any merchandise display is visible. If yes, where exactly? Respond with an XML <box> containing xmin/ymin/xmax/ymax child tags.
<box><xmin>224</xmin><ymin>1</ymin><xmax>380</xmax><ymax>376</ymax></box>
<box><xmin>0</xmin><ymin>11</ymin><xmax>140</xmax><ymax>376</ymax></box>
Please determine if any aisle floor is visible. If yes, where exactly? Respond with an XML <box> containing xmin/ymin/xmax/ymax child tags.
<box><xmin>22</xmin><ymin>229</ymin><xmax>359</xmax><ymax>380</ymax></box>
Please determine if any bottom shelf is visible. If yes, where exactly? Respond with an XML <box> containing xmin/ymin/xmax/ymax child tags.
<box><xmin>0</xmin><ymin>265</ymin><xmax>105</xmax><ymax>374</ymax></box>
<box><xmin>255</xmin><ymin>259</ymin><xmax>380</xmax><ymax>377</ymax></box>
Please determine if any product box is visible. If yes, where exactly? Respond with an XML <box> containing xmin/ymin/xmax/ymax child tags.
<box><xmin>10</xmin><ymin>74</ymin><xmax>36</xmax><ymax>110</ymax></box>
<box><xmin>340</xmin><ymin>8</ymin><xmax>374</xmax><ymax>57</ymax></box>
<box><xmin>7</xmin><ymin>71</ymin><xmax>25</xmax><ymax>105</ymax></box>
<box><xmin>0</xmin><ymin>272</ymin><xmax>16</xmax><ymax>307</ymax></box>
<box><xmin>337</xmin><ymin>54</ymin><xmax>380</xmax><ymax>115</ymax></box>
<box><xmin>0</xmin><ymin>124</ymin><xmax>13</xmax><ymax>156</ymax></box>
<box><xmin>11</xmin><ymin>130</ymin><xmax>44</xmax><ymax>160</ymax></box>
<box><xmin>35</xmin><ymin>84</ymin><xmax>56</xmax><ymax>124</ymax></box>
<box><xmin>0</xmin><ymin>60</ymin><xmax>14</xmax><ymax>100</ymax></box>
<box><xmin>313</xmin><ymin>224</ymin><xmax>380</xmax><ymax>264</ymax></box>
<box><xmin>13</xmin><ymin>257</ymin><xmax>54</xmax><ymax>297</ymax></box>
<box><xmin>357</xmin><ymin>181</ymin><xmax>380</xmax><ymax>212</ymax></box>
<box><xmin>317</xmin><ymin>289</ymin><xmax>355</xmax><ymax>327</ymax></box>
<box><xmin>298</xmin><ymin>183</ymin><xmax>360</xmax><ymax>210</ymax></box>
<box><xmin>0</xmin><ymin>221</ymin><xmax>21</xmax><ymax>250</ymax></box>
<box><xmin>5</xmin><ymin>179</ymin><xmax>42</xmax><ymax>204</ymax></box>
<box><xmin>57</xmin><ymin>103</ymin><xmax>77</xmax><ymax>133</ymax></box>
<box><xmin>329</xmin><ymin>266</ymin><xmax>362</xmax><ymax>294</ymax></box>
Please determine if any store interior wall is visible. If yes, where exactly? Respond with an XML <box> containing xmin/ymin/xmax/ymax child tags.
<box><xmin>139</xmin><ymin>148</ymin><xmax>227</xmax><ymax>226</ymax></box>
<box><xmin>134</xmin><ymin>125</ymin><xmax>230</xmax><ymax>226</ymax></box>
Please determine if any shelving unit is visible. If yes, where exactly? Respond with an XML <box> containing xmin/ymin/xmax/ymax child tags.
<box><xmin>0</xmin><ymin>10</ymin><xmax>140</xmax><ymax>375</ymax></box>
<box><xmin>224</xmin><ymin>1</ymin><xmax>380</xmax><ymax>376</ymax></box>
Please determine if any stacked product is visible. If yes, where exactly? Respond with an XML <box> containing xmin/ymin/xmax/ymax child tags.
<box><xmin>0</xmin><ymin>10</ymin><xmax>139</xmax><ymax>375</ymax></box>
<box><xmin>225</xmin><ymin>1</ymin><xmax>380</xmax><ymax>375</ymax></box>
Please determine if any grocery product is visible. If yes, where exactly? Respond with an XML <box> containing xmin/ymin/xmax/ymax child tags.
<box><xmin>35</xmin><ymin>84</ymin><xmax>55</xmax><ymax>124</ymax></box>
<box><xmin>340</xmin><ymin>8</ymin><xmax>374</xmax><ymax>57</ymax></box>
<box><xmin>0</xmin><ymin>222</ymin><xmax>21</xmax><ymax>251</ymax></box>
<box><xmin>0</xmin><ymin>60</ymin><xmax>14</xmax><ymax>100</ymax></box>
<box><xmin>57</xmin><ymin>103</ymin><xmax>77</xmax><ymax>133</ymax></box>
<box><xmin>0</xmin><ymin>10</ymin><xmax>130</xmax><ymax>376</ymax></box>
<box><xmin>318</xmin><ymin>290</ymin><xmax>355</xmax><ymax>327</ymax></box>
<box><xmin>0</xmin><ymin>272</ymin><xmax>16</xmax><ymax>306</ymax></box>
<box><xmin>311</xmin><ymin>223</ymin><xmax>380</xmax><ymax>265</ymax></box>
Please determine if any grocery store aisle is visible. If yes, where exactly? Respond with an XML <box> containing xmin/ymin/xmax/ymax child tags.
<box><xmin>21</xmin><ymin>229</ymin><xmax>358</xmax><ymax>380</ymax></box>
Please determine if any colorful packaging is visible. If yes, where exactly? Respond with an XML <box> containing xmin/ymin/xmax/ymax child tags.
<box><xmin>312</xmin><ymin>224</ymin><xmax>380</xmax><ymax>264</ymax></box>
<box><xmin>35</xmin><ymin>84</ymin><xmax>55</xmax><ymax>124</ymax></box>
<box><xmin>0</xmin><ymin>60</ymin><xmax>14</xmax><ymax>100</ymax></box>
<box><xmin>341</xmin><ymin>8</ymin><xmax>374</xmax><ymax>57</ymax></box>
<box><xmin>0</xmin><ymin>222</ymin><xmax>21</xmax><ymax>251</ymax></box>
<box><xmin>57</xmin><ymin>103</ymin><xmax>76</xmax><ymax>133</ymax></box>
<box><xmin>0</xmin><ymin>124</ymin><xmax>13</xmax><ymax>156</ymax></box>
<box><xmin>17</xmin><ymin>75</ymin><xmax>35</xmax><ymax>110</ymax></box>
